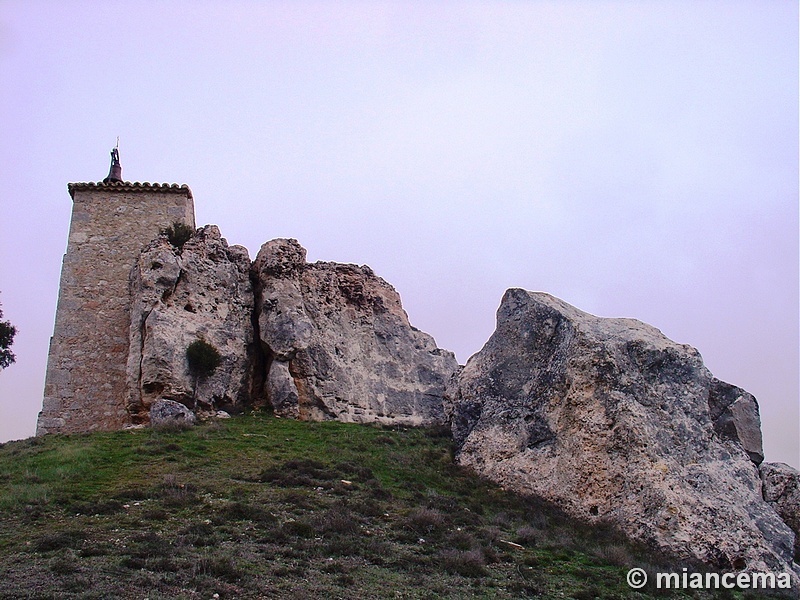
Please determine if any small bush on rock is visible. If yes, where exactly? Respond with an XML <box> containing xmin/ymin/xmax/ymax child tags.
<box><xmin>162</xmin><ymin>221</ymin><xmax>194</xmax><ymax>250</ymax></box>
<box><xmin>186</xmin><ymin>339</ymin><xmax>221</xmax><ymax>379</ymax></box>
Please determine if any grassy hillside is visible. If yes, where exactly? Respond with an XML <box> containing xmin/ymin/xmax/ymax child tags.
<box><xmin>0</xmin><ymin>413</ymin><xmax>778</xmax><ymax>599</ymax></box>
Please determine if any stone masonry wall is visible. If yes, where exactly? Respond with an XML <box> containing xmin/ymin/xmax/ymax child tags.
<box><xmin>37</xmin><ymin>182</ymin><xmax>195</xmax><ymax>435</ymax></box>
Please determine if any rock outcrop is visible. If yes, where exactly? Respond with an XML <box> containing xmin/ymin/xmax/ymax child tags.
<box><xmin>446</xmin><ymin>289</ymin><xmax>797</xmax><ymax>578</ymax></box>
<box><xmin>252</xmin><ymin>238</ymin><xmax>459</xmax><ymax>425</ymax></box>
<box><xmin>126</xmin><ymin>225</ymin><xmax>256</xmax><ymax>422</ymax></box>
<box><xmin>761</xmin><ymin>462</ymin><xmax>800</xmax><ymax>561</ymax></box>
<box><xmin>708</xmin><ymin>379</ymin><xmax>764</xmax><ymax>465</ymax></box>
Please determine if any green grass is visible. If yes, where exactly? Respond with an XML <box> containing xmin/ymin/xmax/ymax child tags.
<box><xmin>0</xmin><ymin>413</ymin><xmax>787</xmax><ymax>599</ymax></box>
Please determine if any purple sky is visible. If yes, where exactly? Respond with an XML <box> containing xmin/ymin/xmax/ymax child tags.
<box><xmin>0</xmin><ymin>2</ymin><xmax>797</xmax><ymax>468</ymax></box>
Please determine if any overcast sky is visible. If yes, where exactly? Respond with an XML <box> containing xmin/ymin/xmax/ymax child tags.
<box><xmin>0</xmin><ymin>1</ymin><xmax>797</xmax><ymax>467</ymax></box>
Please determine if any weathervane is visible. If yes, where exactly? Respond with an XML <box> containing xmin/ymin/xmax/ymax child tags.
<box><xmin>103</xmin><ymin>137</ymin><xmax>123</xmax><ymax>183</ymax></box>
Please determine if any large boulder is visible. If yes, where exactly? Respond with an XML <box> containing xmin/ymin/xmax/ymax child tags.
<box><xmin>149</xmin><ymin>398</ymin><xmax>197</xmax><ymax>429</ymax></box>
<box><xmin>126</xmin><ymin>225</ymin><xmax>256</xmax><ymax>422</ymax></box>
<box><xmin>252</xmin><ymin>238</ymin><xmax>459</xmax><ymax>425</ymax></box>
<box><xmin>446</xmin><ymin>288</ymin><xmax>797</xmax><ymax>578</ymax></box>
<box><xmin>761</xmin><ymin>462</ymin><xmax>800</xmax><ymax>561</ymax></box>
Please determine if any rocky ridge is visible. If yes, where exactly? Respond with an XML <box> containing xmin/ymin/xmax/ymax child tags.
<box><xmin>127</xmin><ymin>232</ymin><xmax>457</xmax><ymax>427</ymax></box>
<box><xmin>252</xmin><ymin>238</ymin><xmax>459</xmax><ymax>425</ymax></box>
<box><xmin>124</xmin><ymin>225</ymin><xmax>798</xmax><ymax>584</ymax></box>
<box><xmin>445</xmin><ymin>289</ymin><xmax>798</xmax><ymax>581</ymax></box>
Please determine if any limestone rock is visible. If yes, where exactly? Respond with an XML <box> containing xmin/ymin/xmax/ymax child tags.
<box><xmin>761</xmin><ymin>462</ymin><xmax>800</xmax><ymax>560</ymax></box>
<box><xmin>708</xmin><ymin>379</ymin><xmax>764</xmax><ymax>465</ymax></box>
<box><xmin>252</xmin><ymin>238</ymin><xmax>459</xmax><ymax>425</ymax></box>
<box><xmin>126</xmin><ymin>225</ymin><xmax>256</xmax><ymax>422</ymax></box>
<box><xmin>150</xmin><ymin>398</ymin><xmax>197</xmax><ymax>428</ymax></box>
<box><xmin>446</xmin><ymin>288</ymin><xmax>797</xmax><ymax>578</ymax></box>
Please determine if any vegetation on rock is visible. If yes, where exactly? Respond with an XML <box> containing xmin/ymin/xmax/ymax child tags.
<box><xmin>186</xmin><ymin>338</ymin><xmax>223</xmax><ymax>409</ymax></box>
<box><xmin>162</xmin><ymin>221</ymin><xmax>194</xmax><ymax>250</ymax></box>
<box><xmin>186</xmin><ymin>339</ymin><xmax>222</xmax><ymax>380</ymax></box>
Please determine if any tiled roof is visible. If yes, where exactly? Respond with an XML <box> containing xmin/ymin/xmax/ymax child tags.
<box><xmin>68</xmin><ymin>181</ymin><xmax>193</xmax><ymax>199</ymax></box>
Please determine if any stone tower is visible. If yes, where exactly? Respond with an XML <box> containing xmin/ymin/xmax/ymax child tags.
<box><xmin>37</xmin><ymin>150</ymin><xmax>195</xmax><ymax>435</ymax></box>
